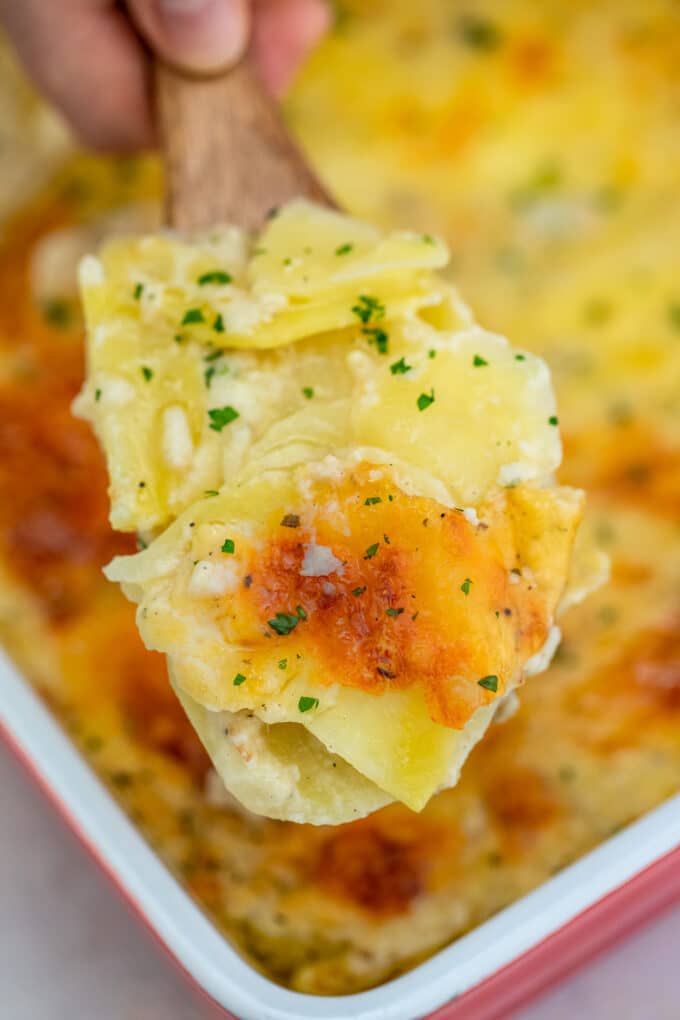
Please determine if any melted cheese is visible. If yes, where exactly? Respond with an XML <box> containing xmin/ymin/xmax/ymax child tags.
<box><xmin>0</xmin><ymin>0</ymin><xmax>678</xmax><ymax>996</ymax></box>
<box><xmin>81</xmin><ymin>202</ymin><xmax>592</xmax><ymax>822</ymax></box>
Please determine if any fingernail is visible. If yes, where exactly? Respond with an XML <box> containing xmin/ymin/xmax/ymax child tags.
<box><xmin>157</xmin><ymin>0</ymin><xmax>248</xmax><ymax>72</ymax></box>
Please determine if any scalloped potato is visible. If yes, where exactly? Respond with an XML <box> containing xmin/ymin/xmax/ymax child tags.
<box><xmin>76</xmin><ymin>201</ymin><xmax>601</xmax><ymax>823</ymax></box>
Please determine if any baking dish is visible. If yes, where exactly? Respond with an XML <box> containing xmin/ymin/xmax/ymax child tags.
<box><xmin>3</xmin><ymin>645</ymin><xmax>678</xmax><ymax>1020</ymax></box>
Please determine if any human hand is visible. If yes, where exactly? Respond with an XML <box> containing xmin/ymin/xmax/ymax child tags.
<box><xmin>0</xmin><ymin>0</ymin><xmax>329</xmax><ymax>150</ymax></box>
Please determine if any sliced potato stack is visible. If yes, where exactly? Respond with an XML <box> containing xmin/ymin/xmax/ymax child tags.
<box><xmin>76</xmin><ymin>202</ymin><xmax>605</xmax><ymax>824</ymax></box>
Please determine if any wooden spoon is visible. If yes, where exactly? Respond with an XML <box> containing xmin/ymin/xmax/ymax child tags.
<box><xmin>155</xmin><ymin>58</ymin><xmax>334</xmax><ymax>233</ymax></box>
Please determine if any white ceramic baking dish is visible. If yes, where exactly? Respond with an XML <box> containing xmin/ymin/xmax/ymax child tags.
<box><xmin>2</xmin><ymin>645</ymin><xmax>679</xmax><ymax>1020</ymax></box>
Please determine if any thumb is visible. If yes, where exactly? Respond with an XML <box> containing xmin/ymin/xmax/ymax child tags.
<box><xmin>127</xmin><ymin>0</ymin><xmax>249</xmax><ymax>73</ymax></box>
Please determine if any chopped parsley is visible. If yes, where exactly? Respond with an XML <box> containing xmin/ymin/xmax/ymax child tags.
<box><xmin>478</xmin><ymin>675</ymin><xmax>499</xmax><ymax>692</ymax></box>
<box><xmin>363</xmin><ymin>327</ymin><xmax>389</xmax><ymax>354</ymax></box>
<box><xmin>364</xmin><ymin>542</ymin><xmax>380</xmax><ymax>560</ymax></box>
<box><xmin>208</xmin><ymin>405</ymin><xmax>239</xmax><ymax>431</ymax></box>
<box><xmin>280</xmin><ymin>514</ymin><xmax>300</xmax><ymax>528</ymax></box>
<box><xmin>133</xmin><ymin>282</ymin><xmax>144</xmax><ymax>300</ymax></box>
<box><xmin>352</xmin><ymin>294</ymin><xmax>385</xmax><ymax>324</ymax></box>
<box><xmin>461</xmin><ymin>578</ymin><xmax>473</xmax><ymax>595</ymax></box>
<box><xmin>174</xmin><ymin>334</ymin><xmax>185</xmax><ymax>344</ymax></box>
<box><xmin>296</xmin><ymin>605</ymin><xmax>307</xmax><ymax>621</ymax></box>
<box><xmin>458</xmin><ymin>15</ymin><xmax>501</xmax><ymax>50</ymax></box>
<box><xmin>298</xmin><ymin>696</ymin><xmax>319</xmax><ymax>713</ymax></box>
<box><xmin>204</xmin><ymin>349</ymin><xmax>223</xmax><ymax>361</ymax></box>
<box><xmin>278</xmin><ymin>659</ymin><xmax>288</xmax><ymax>670</ymax></box>
<box><xmin>213</xmin><ymin>313</ymin><xmax>225</xmax><ymax>333</ymax></box>
<box><xmin>233</xmin><ymin>673</ymin><xmax>247</xmax><ymax>686</ymax></box>
<box><xmin>42</xmin><ymin>298</ymin><xmax>72</xmax><ymax>328</ymax></box>
<box><xmin>204</xmin><ymin>366</ymin><xmax>216</xmax><ymax>387</ymax></box>
<box><xmin>352</xmin><ymin>586</ymin><xmax>367</xmax><ymax>596</ymax></box>
<box><xmin>584</xmin><ymin>298</ymin><xmax>611</xmax><ymax>326</ymax></box>
<box><xmin>203</xmin><ymin>490</ymin><xmax>219</xmax><ymax>497</ymax></box>
<box><xmin>428</xmin><ymin>349</ymin><xmax>437</xmax><ymax>359</ymax></box>
<box><xmin>364</xmin><ymin>496</ymin><xmax>382</xmax><ymax>506</ymax></box>
<box><xmin>198</xmin><ymin>270</ymin><xmax>232</xmax><ymax>286</ymax></box>
<box><xmin>548</xmin><ymin>415</ymin><xmax>559</xmax><ymax>426</ymax></box>
<box><xmin>473</xmin><ymin>354</ymin><xmax>488</xmax><ymax>367</ymax></box>
<box><xmin>422</xmin><ymin>234</ymin><xmax>436</xmax><ymax>245</ymax></box>
<box><xmin>417</xmin><ymin>389</ymin><xmax>435</xmax><ymax>411</ymax></box>
<box><xmin>182</xmin><ymin>307</ymin><xmax>205</xmax><ymax>325</ymax></box>
<box><xmin>141</xmin><ymin>365</ymin><xmax>153</xmax><ymax>381</ymax></box>
<box><xmin>94</xmin><ymin>388</ymin><xmax>102</xmax><ymax>402</ymax></box>
<box><xmin>302</xmin><ymin>386</ymin><xmax>314</xmax><ymax>399</ymax></box>
<box><xmin>515</xmin><ymin>353</ymin><xmax>526</xmax><ymax>361</ymax></box>
<box><xmin>386</xmin><ymin>607</ymin><xmax>404</xmax><ymax>617</ymax></box>
<box><xmin>668</xmin><ymin>303</ymin><xmax>680</xmax><ymax>330</ymax></box>
<box><xmin>390</xmin><ymin>356</ymin><xmax>412</xmax><ymax>375</ymax></box>
<box><xmin>335</xmin><ymin>243</ymin><xmax>353</xmax><ymax>256</ymax></box>
<box><xmin>268</xmin><ymin>612</ymin><xmax>300</xmax><ymax>636</ymax></box>
<box><xmin>221</xmin><ymin>538</ymin><xmax>235</xmax><ymax>554</ymax></box>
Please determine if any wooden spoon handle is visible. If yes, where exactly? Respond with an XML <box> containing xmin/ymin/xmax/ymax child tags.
<box><xmin>155</xmin><ymin>58</ymin><xmax>334</xmax><ymax>233</ymax></box>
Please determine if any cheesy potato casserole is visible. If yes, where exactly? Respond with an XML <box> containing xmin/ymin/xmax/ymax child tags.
<box><xmin>75</xmin><ymin>201</ymin><xmax>600</xmax><ymax>823</ymax></box>
<box><xmin>0</xmin><ymin>0</ymin><xmax>678</xmax><ymax>995</ymax></box>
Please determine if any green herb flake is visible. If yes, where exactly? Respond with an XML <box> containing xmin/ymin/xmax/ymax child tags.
<box><xmin>296</xmin><ymin>605</ymin><xmax>307</xmax><ymax>621</ymax></box>
<box><xmin>461</xmin><ymin>578</ymin><xmax>473</xmax><ymax>595</ymax></box>
<box><xmin>363</xmin><ymin>326</ymin><xmax>389</xmax><ymax>354</ymax></box>
<box><xmin>204</xmin><ymin>349</ymin><xmax>223</xmax><ymax>362</ymax></box>
<box><xmin>208</xmin><ymin>405</ymin><xmax>239</xmax><ymax>431</ymax></box>
<box><xmin>268</xmin><ymin>612</ymin><xmax>300</xmax><ymax>636</ymax></box>
<box><xmin>459</xmin><ymin>15</ymin><xmax>501</xmax><ymax>50</ymax></box>
<box><xmin>302</xmin><ymin>386</ymin><xmax>314</xmax><ymax>399</ymax></box>
<box><xmin>298</xmin><ymin>696</ymin><xmax>319</xmax><ymax>713</ymax></box>
<box><xmin>352</xmin><ymin>586</ymin><xmax>367</xmax><ymax>596</ymax></box>
<box><xmin>335</xmin><ymin>243</ymin><xmax>353</xmax><ymax>256</ymax></box>
<box><xmin>383</xmin><ymin>533</ymin><xmax>391</xmax><ymax>545</ymax></box>
<box><xmin>478</xmin><ymin>674</ymin><xmax>499</xmax><ymax>692</ymax></box>
<box><xmin>386</xmin><ymin>607</ymin><xmax>404</xmax><ymax>617</ymax></box>
<box><xmin>352</xmin><ymin>294</ymin><xmax>385</xmax><ymax>324</ymax></box>
<box><xmin>584</xmin><ymin>298</ymin><xmax>611</xmax><ymax>326</ymax></box>
<box><xmin>473</xmin><ymin>354</ymin><xmax>488</xmax><ymax>367</ymax></box>
<box><xmin>364</xmin><ymin>542</ymin><xmax>380</xmax><ymax>560</ymax></box>
<box><xmin>203</xmin><ymin>490</ymin><xmax>219</xmax><ymax>497</ymax></box>
<box><xmin>233</xmin><ymin>673</ymin><xmax>247</xmax><ymax>686</ymax></box>
<box><xmin>548</xmin><ymin>415</ymin><xmax>559</xmax><ymax>426</ymax></box>
<box><xmin>213</xmin><ymin>313</ymin><xmax>225</xmax><ymax>333</ymax></box>
<box><xmin>390</xmin><ymin>356</ymin><xmax>412</xmax><ymax>375</ymax></box>
<box><xmin>668</xmin><ymin>303</ymin><xmax>680</xmax><ymax>330</ymax></box>
<box><xmin>278</xmin><ymin>658</ymin><xmax>288</xmax><ymax>670</ymax></box>
<box><xmin>422</xmin><ymin>234</ymin><xmax>436</xmax><ymax>245</ymax></box>
<box><xmin>42</xmin><ymin>298</ymin><xmax>73</xmax><ymax>329</ymax></box>
<box><xmin>141</xmin><ymin>365</ymin><xmax>153</xmax><ymax>382</ymax></box>
<box><xmin>182</xmin><ymin>307</ymin><xmax>205</xmax><ymax>326</ymax></box>
<box><xmin>417</xmin><ymin>389</ymin><xmax>435</xmax><ymax>411</ymax></box>
<box><xmin>428</xmin><ymin>349</ymin><xmax>437</xmax><ymax>359</ymax></box>
<box><xmin>364</xmin><ymin>496</ymin><xmax>382</xmax><ymax>506</ymax></box>
<box><xmin>221</xmin><ymin>538</ymin><xmax>235</xmax><ymax>554</ymax></box>
<box><xmin>174</xmin><ymin>334</ymin><xmax>185</xmax><ymax>344</ymax></box>
<box><xmin>133</xmin><ymin>282</ymin><xmax>144</xmax><ymax>300</ymax></box>
<box><xmin>515</xmin><ymin>353</ymin><xmax>526</xmax><ymax>361</ymax></box>
<box><xmin>198</xmin><ymin>270</ymin><xmax>232</xmax><ymax>286</ymax></box>
<box><xmin>94</xmin><ymin>388</ymin><xmax>102</xmax><ymax>402</ymax></box>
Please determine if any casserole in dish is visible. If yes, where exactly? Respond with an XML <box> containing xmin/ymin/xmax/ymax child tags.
<box><xmin>0</xmin><ymin>0</ymin><xmax>678</xmax><ymax>1012</ymax></box>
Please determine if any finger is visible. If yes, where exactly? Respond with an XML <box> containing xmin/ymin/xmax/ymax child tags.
<box><xmin>0</xmin><ymin>0</ymin><xmax>153</xmax><ymax>151</ymax></box>
<box><xmin>252</xmin><ymin>0</ymin><xmax>330</xmax><ymax>96</ymax></box>
<box><xmin>126</xmin><ymin>0</ymin><xmax>250</xmax><ymax>73</ymax></box>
